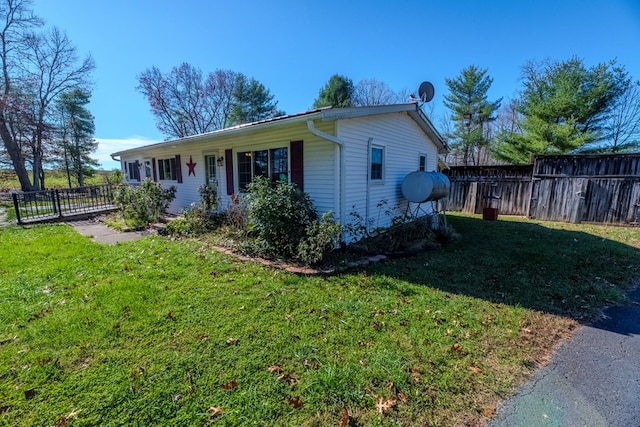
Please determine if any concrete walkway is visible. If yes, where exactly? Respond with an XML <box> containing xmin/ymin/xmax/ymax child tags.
<box><xmin>488</xmin><ymin>285</ymin><xmax>640</xmax><ymax>427</ymax></box>
<box><xmin>68</xmin><ymin>219</ymin><xmax>151</xmax><ymax>244</ymax></box>
<box><xmin>0</xmin><ymin>207</ymin><xmax>8</xmax><ymax>227</ymax></box>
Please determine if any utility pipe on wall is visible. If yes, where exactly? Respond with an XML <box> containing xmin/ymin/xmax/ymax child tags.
<box><xmin>366</xmin><ymin>137</ymin><xmax>373</xmax><ymax>234</ymax></box>
<box><xmin>306</xmin><ymin>120</ymin><xmax>345</xmax><ymax>228</ymax></box>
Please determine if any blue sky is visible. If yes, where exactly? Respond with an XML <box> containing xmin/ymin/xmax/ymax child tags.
<box><xmin>33</xmin><ymin>0</ymin><xmax>640</xmax><ymax>169</ymax></box>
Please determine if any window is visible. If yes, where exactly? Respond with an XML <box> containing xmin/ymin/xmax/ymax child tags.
<box><xmin>370</xmin><ymin>147</ymin><xmax>383</xmax><ymax>180</ymax></box>
<box><xmin>237</xmin><ymin>147</ymin><xmax>288</xmax><ymax>190</ymax></box>
<box><xmin>270</xmin><ymin>147</ymin><xmax>288</xmax><ymax>182</ymax></box>
<box><xmin>158</xmin><ymin>158</ymin><xmax>177</xmax><ymax>181</ymax></box>
<box><xmin>205</xmin><ymin>155</ymin><xmax>217</xmax><ymax>187</ymax></box>
<box><xmin>143</xmin><ymin>160</ymin><xmax>152</xmax><ymax>179</ymax></box>
<box><xmin>126</xmin><ymin>161</ymin><xmax>140</xmax><ymax>181</ymax></box>
<box><xmin>419</xmin><ymin>155</ymin><xmax>427</xmax><ymax>172</ymax></box>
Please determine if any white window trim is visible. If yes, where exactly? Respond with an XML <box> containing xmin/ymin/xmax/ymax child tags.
<box><xmin>125</xmin><ymin>160</ymin><xmax>140</xmax><ymax>182</ymax></box>
<box><xmin>370</xmin><ymin>145</ymin><xmax>385</xmax><ymax>182</ymax></box>
<box><xmin>419</xmin><ymin>153</ymin><xmax>428</xmax><ymax>172</ymax></box>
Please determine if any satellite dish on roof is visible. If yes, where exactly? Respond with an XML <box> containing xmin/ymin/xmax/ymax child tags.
<box><xmin>418</xmin><ymin>81</ymin><xmax>435</xmax><ymax>103</ymax></box>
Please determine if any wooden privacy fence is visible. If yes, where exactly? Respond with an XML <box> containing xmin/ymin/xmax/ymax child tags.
<box><xmin>11</xmin><ymin>184</ymin><xmax>117</xmax><ymax>225</ymax></box>
<box><xmin>444</xmin><ymin>154</ymin><xmax>640</xmax><ymax>225</ymax></box>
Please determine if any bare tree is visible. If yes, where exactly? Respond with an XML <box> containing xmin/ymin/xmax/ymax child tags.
<box><xmin>20</xmin><ymin>27</ymin><xmax>94</xmax><ymax>189</ymax></box>
<box><xmin>0</xmin><ymin>1</ymin><xmax>93</xmax><ymax>190</ymax></box>
<box><xmin>353</xmin><ymin>78</ymin><xmax>402</xmax><ymax>106</ymax></box>
<box><xmin>0</xmin><ymin>0</ymin><xmax>43</xmax><ymax>190</ymax></box>
<box><xmin>606</xmin><ymin>80</ymin><xmax>640</xmax><ymax>152</ymax></box>
<box><xmin>137</xmin><ymin>64</ymin><xmax>242</xmax><ymax>139</ymax></box>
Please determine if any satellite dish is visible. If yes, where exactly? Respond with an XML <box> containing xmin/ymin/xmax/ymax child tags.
<box><xmin>418</xmin><ymin>81</ymin><xmax>435</xmax><ymax>103</ymax></box>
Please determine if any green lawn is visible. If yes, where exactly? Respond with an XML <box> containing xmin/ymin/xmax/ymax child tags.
<box><xmin>0</xmin><ymin>214</ymin><xmax>638</xmax><ymax>426</ymax></box>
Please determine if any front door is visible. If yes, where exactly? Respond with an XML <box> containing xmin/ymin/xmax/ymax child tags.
<box><xmin>204</xmin><ymin>154</ymin><xmax>218</xmax><ymax>188</ymax></box>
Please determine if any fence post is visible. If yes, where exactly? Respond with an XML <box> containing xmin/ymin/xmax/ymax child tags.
<box><xmin>54</xmin><ymin>190</ymin><xmax>62</xmax><ymax>218</ymax></box>
<box><xmin>11</xmin><ymin>192</ymin><xmax>22</xmax><ymax>225</ymax></box>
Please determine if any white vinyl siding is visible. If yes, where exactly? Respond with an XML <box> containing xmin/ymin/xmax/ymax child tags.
<box><xmin>122</xmin><ymin>120</ymin><xmax>339</xmax><ymax>217</ymax></box>
<box><xmin>338</xmin><ymin>112</ymin><xmax>439</xmax><ymax>232</ymax></box>
<box><xmin>117</xmin><ymin>109</ymin><xmax>442</xmax><ymax>239</ymax></box>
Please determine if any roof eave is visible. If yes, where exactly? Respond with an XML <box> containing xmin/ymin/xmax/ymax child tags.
<box><xmin>111</xmin><ymin>110</ymin><xmax>325</xmax><ymax>157</ymax></box>
<box><xmin>407</xmin><ymin>106</ymin><xmax>448</xmax><ymax>154</ymax></box>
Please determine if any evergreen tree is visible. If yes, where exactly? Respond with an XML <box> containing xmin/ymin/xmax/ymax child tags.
<box><xmin>313</xmin><ymin>74</ymin><xmax>354</xmax><ymax>108</ymax></box>
<box><xmin>55</xmin><ymin>89</ymin><xmax>98</xmax><ymax>187</ymax></box>
<box><xmin>229</xmin><ymin>74</ymin><xmax>280</xmax><ymax>125</ymax></box>
<box><xmin>494</xmin><ymin>57</ymin><xmax>628</xmax><ymax>163</ymax></box>
<box><xmin>444</xmin><ymin>65</ymin><xmax>502</xmax><ymax>165</ymax></box>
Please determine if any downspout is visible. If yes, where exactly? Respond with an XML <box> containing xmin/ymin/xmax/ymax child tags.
<box><xmin>306</xmin><ymin>120</ymin><xmax>345</xmax><ymax>233</ymax></box>
<box><xmin>366</xmin><ymin>138</ymin><xmax>373</xmax><ymax>234</ymax></box>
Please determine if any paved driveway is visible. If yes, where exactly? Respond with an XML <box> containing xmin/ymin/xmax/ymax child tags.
<box><xmin>489</xmin><ymin>286</ymin><xmax>640</xmax><ymax>427</ymax></box>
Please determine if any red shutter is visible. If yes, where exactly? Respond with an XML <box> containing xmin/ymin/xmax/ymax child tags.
<box><xmin>175</xmin><ymin>154</ymin><xmax>183</xmax><ymax>183</ymax></box>
<box><xmin>290</xmin><ymin>140</ymin><xmax>303</xmax><ymax>191</ymax></box>
<box><xmin>151</xmin><ymin>157</ymin><xmax>157</xmax><ymax>182</ymax></box>
<box><xmin>225</xmin><ymin>149</ymin><xmax>234</xmax><ymax>195</ymax></box>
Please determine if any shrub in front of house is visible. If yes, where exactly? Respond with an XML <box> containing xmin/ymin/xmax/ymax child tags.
<box><xmin>243</xmin><ymin>176</ymin><xmax>341</xmax><ymax>264</ymax></box>
<box><xmin>113</xmin><ymin>179</ymin><xmax>176</xmax><ymax>229</ymax></box>
<box><xmin>165</xmin><ymin>204</ymin><xmax>227</xmax><ymax>237</ymax></box>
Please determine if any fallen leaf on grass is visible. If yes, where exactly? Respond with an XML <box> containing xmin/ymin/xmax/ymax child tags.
<box><xmin>222</xmin><ymin>380</ymin><xmax>237</xmax><ymax>391</ymax></box>
<box><xmin>375</xmin><ymin>397</ymin><xmax>397</xmax><ymax>415</ymax></box>
<box><xmin>469</xmin><ymin>366</ymin><xmax>482</xmax><ymax>375</ymax></box>
<box><xmin>482</xmin><ymin>405</ymin><xmax>496</xmax><ymax>418</ymax></box>
<box><xmin>55</xmin><ymin>409</ymin><xmax>79</xmax><ymax>427</ymax></box>
<box><xmin>286</xmin><ymin>395</ymin><xmax>303</xmax><ymax>409</ymax></box>
<box><xmin>303</xmin><ymin>359</ymin><xmax>319</xmax><ymax>370</ymax></box>
<box><xmin>276</xmin><ymin>371</ymin><xmax>299</xmax><ymax>387</ymax></box>
<box><xmin>267</xmin><ymin>365</ymin><xmax>283</xmax><ymax>373</ymax></box>
<box><xmin>226</xmin><ymin>337</ymin><xmax>238</xmax><ymax>345</ymax></box>
<box><xmin>172</xmin><ymin>394</ymin><xmax>182</xmax><ymax>402</ymax></box>
<box><xmin>166</xmin><ymin>311</ymin><xmax>176</xmax><ymax>321</ymax></box>
<box><xmin>198</xmin><ymin>334</ymin><xmax>209</xmax><ymax>341</ymax></box>
<box><xmin>339</xmin><ymin>408</ymin><xmax>350</xmax><ymax>426</ymax></box>
<box><xmin>207</xmin><ymin>406</ymin><xmax>223</xmax><ymax>417</ymax></box>
<box><xmin>452</xmin><ymin>343</ymin><xmax>463</xmax><ymax>353</ymax></box>
<box><xmin>397</xmin><ymin>391</ymin><xmax>408</xmax><ymax>404</ymax></box>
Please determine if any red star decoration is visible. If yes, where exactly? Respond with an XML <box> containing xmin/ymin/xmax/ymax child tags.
<box><xmin>186</xmin><ymin>155</ymin><xmax>197</xmax><ymax>176</ymax></box>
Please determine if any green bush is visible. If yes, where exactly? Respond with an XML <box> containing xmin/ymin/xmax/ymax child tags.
<box><xmin>244</xmin><ymin>176</ymin><xmax>341</xmax><ymax>263</ymax></box>
<box><xmin>165</xmin><ymin>204</ymin><xmax>226</xmax><ymax>237</ymax></box>
<box><xmin>113</xmin><ymin>179</ymin><xmax>176</xmax><ymax>228</ymax></box>
<box><xmin>297</xmin><ymin>212</ymin><xmax>343</xmax><ymax>264</ymax></box>
<box><xmin>198</xmin><ymin>185</ymin><xmax>218</xmax><ymax>211</ymax></box>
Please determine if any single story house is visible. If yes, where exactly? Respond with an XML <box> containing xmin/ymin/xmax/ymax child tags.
<box><xmin>111</xmin><ymin>102</ymin><xmax>447</xmax><ymax>240</ymax></box>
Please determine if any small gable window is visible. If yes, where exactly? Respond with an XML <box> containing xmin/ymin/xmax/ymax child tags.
<box><xmin>419</xmin><ymin>155</ymin><xmax>427</xmax><ymax>171</ymax></box>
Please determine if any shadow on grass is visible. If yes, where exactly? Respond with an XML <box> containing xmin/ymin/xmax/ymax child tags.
<box><xmin>367</xmin><ymin>214</ymin><xmax>640</xmax><ymax>334</ymax></box>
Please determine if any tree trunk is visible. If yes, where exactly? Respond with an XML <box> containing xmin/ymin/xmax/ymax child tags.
<box><xmin>0</xmin><ymin>117</ymin><xmax>33</xmax><ymax>190</ymax></box>
<box><xmin>31</xmin><ymin>143</ymin><xmax>41</xmax><ymax>190</ymax></box>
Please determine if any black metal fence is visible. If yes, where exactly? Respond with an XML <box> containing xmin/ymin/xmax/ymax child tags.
<box><xmin>11</xmin><ymin>184</ymin><xmax>117</xmax><ymax>225</ymax></box>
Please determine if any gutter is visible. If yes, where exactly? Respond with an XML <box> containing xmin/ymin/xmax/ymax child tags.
<box><xmin>307</xmin><ymin>120</ymin><xmax>346</xmax><ymax>231</ymax></box>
